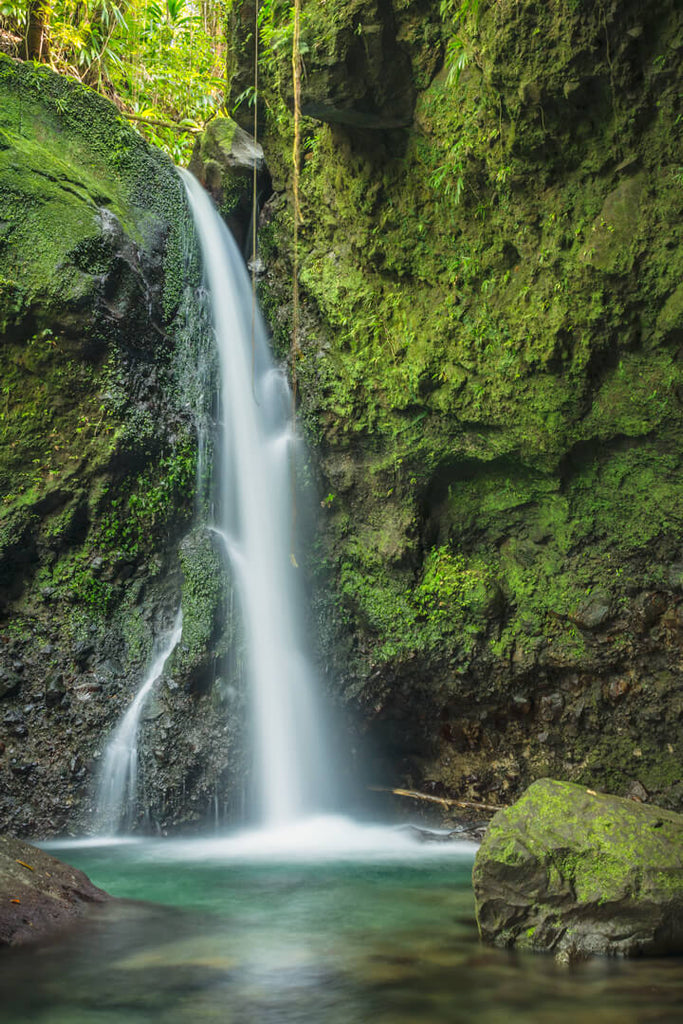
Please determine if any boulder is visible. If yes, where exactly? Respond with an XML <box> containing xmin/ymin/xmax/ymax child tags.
<box><xmin>473</xmin><ymin>778</ymin><xmax>683</xmax><ymax>958</ymax></box>
<box><xmin>0</xmin><ymin>835</ymin><xmax>110</xmax><ymax>945</ymax></box>
<box><xmin>188</xmin><ymin>116</ymin><xmax>268</xmax><ymax>251</ymax></box>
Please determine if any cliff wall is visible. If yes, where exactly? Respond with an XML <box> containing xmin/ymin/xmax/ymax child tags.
<box><xmin>248</xmin><ymin>0</ymin><xmax>683</xmax><ymax>811</ymax></box>
<box><xmin>0</xmin><ymin>58</ymin><xmax>238</xmax><ymax>835</ymax></box>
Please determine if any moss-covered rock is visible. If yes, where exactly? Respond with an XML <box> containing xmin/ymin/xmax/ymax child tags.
<box><xmin>472</xmin><ymin>778</ymin><xmax>683</xmax><ymax>957</ymax></box>
<box><xmin>245</xmin><ymin>0</ymin><xmax>683</xmax><ymax>812</ymax></box>
<box><xmin>0</xmin><ymin>58</ymin><xmax>236</xmax><ymax>836</ymax></box>
<box><xmin>188</xmin><ymin>115</ymin><xmax>268</xmax><ymax>250</ymax></box>
<box><xmin>172</xmin><ymin>527</ymin><xmax>230</xmax><ymax>688</ymax></box>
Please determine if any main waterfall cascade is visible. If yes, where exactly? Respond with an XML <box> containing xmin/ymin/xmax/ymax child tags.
<box><xmin>86</xmin><ymin>174</ymin><xmax>473</xmax><ymax>853</ymax></box>
<box><xmin>180</xmin><ymin>167</ymin><xmax>336</xmax><ymax>826</ymax></box>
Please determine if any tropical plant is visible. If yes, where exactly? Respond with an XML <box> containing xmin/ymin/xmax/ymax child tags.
<box><xmin>0</xmin><ymin>0</ymin><xmax>230</xmax><ymax>162</ymax></box>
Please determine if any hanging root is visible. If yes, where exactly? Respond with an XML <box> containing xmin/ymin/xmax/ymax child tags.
<box><xmin>251</xmin><ymin>0</ymin><xmax>259</xmax><ymax>394</ymax></box>
<box><xmin>289</xmin><ymin>0</ymin><xmax>303</xmax><ymax>561</ymax></box>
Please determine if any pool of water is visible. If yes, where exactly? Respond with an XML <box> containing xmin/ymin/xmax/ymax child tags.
<box><xmin>1</xmin><ymin>821</ymin><xmax>681</xmax><ymax>1023</ymax></box>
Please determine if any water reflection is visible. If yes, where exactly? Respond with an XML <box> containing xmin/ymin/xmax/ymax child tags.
<box><xmin>1</xmin><ymin>841</ymin><xmax>681</xmax><ymax>1023</ymax></box>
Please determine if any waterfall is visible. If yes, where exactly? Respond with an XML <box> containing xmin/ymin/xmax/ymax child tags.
<box><xmin>180</xmin><ymin>168</ymin><xmax>335</xmax><ymax>827</ymax></box>
<box><xmin>95</xmin><ymin>612</ymin><xmax>183</xmax><ymax>835</ymax></box>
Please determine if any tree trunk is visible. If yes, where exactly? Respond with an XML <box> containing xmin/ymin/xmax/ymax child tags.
<box><xmin>26</xmin><ymin>1</ymin><xmax>49</xmax><ymax>60</ymax></box>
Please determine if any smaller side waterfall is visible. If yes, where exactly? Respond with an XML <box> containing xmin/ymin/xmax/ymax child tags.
<box><xmin>95</xmin><ymin>611</ymin><xmax>183</xmax><ymax>835</ymax></box>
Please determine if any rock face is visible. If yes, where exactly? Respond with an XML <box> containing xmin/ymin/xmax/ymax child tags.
<box><xmin>242</xmin><ymin>0</ymin><xmax>683</xmax><ymax>812</ymax></box>
<box><xmin>0</xmin><ymin>58</ymin><xmax>245</xmax><ymax>836</ymax></box>
<box><xmin>473</xmin><ymin>779</ymin><xmax>683</xmax><ymax>957</ymax></box>
<box><xmin>0</xmin><ymin>834</ymin><xmax>109</xmax><ymax>945</ymax></box>
<box><xmin>188</xmin><ymin>116</ymin><xmax>269</xmax><ymax>252</ymax></box>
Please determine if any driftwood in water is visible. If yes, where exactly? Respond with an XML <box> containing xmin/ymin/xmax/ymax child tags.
<box><xmin>369</xmin><ymin>785</ymin><xmax>505</xmax><ymax>814</ymax></box>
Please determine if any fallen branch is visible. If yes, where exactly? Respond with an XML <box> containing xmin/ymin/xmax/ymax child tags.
<box><xmin>369</xmin><ymin>785</ymin><xmax>505</xmax><ymax>814</ymax></box>
<box><xmin>120</xmin><ymin>112</ymin><xmax>202</xmax><ymax>134</ymax></box>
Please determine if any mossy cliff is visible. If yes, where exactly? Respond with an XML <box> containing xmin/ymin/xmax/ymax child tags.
<box><xmin>0</xmin><ymin>58</ymin><xmax>240</xmax><ymax>835</ymax></box>
<box><xmin>237</xmin><ymin>0</ymin><xmax>683</xmax><ymax>811</ymax></box>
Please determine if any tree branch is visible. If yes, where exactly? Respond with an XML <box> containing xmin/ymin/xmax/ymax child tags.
<box><xmin>120</xmin><ymin>113</ymin><xmax>201</xmax><ymax>133</ymax></box>
<box><xmin>368</xmin><ymin>785</ymin><xmax>505</xmax><ymax>814</ymax></box>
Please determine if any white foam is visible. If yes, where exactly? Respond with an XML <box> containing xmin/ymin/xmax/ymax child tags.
<box><xmin>39</xmin><ymin>836</ymin><xmax>143</xmax><ymax>850</ymax></box>
<box><xmin>129</xmin><ymin>816</ymin><xmax>477</xmax><ymax>865</ymax></box>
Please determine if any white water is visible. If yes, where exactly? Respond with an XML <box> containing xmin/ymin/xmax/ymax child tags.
<box><xmin>95</xmin><ymin>612</ymin><xmax>183</xmax><ymax>835</ymax></box>
<box><xmin>180</xmin><ymin>169</ymin><xmax>335</xmax><ymax>827</ymax></box>
<box><xmin>43</xmin><ymin>817</ymin><xmax>476</xmax><ymax>863</ymax></box>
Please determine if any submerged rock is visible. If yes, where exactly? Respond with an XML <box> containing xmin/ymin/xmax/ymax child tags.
<box><xmin>0</xmin><ymin>835</ymin><xmax>110</xmax><ymax>945</ymax></box>
<box><xmin>472</xmin><ymin>778</ymin><xmax>683</xmax><ymax>958</ymax></box>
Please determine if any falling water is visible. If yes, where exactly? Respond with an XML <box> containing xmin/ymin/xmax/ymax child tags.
<box><xmin>95</xmin><ymin>612</ymin><xmax>183</xmax><ymax>834</ymax></box>
<box><xmin>180</xmin><ymin>169</ymin><xmax>335</xmax><ymax>826</ymax></box>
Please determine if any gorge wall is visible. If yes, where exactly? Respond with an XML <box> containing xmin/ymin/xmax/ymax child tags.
<box><xmin>0</xmin><ymin>57</ymin><xmax>241</xmax><ymax>835</ymax></box>
<box><xmin>1</xmin><ymin>0</ymin><xmax>682</xmax><ymax>838</ymax></box>
<box><xmin>242</xmin><ymin>0</ymin><xmax>683</xmax><ymax>812</ymax></box>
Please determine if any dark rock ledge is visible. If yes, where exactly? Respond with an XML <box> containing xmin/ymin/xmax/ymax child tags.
<box><xmin>473</xmin><ymin>779</ymin><xmax>683</xmax><ymax>959</ymax></box>
<box><xmin>0</xmin><ymin>835</ymin><xmax>110</xmax><ymax>946</ymax></box>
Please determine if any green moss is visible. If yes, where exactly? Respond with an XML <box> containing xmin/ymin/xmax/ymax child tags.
<box><xmin>174</xmin><ymin>530</ymin><xmax>226</xmax><ymax>679</ymax></box>
<box><xmin>481</xmin><ymin>779</ymin><xmax>683</xmax><ymax>898</ymax></box>
<box><xmin>98</xmin><ymin>433</ymin><xmax>196</xmax><ymax>558</ymax></box>
<box><xmin>0</xmin><ymin>58</ymin><xmax>195</xmax><ymax>669</ymax></box>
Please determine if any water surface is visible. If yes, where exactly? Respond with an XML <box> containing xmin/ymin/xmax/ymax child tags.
<box><xmin>1</xmin><ymin>828</ymin><xmax>681</xmax><ymax>1023</ymax></box>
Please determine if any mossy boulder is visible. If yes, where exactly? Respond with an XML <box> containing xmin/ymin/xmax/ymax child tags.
<box><xmin>172</xmin><ymin>527</ymin><xmax>231</xmax><ymax>689</ymax></box>
<box><xmin>0</xmin><ymin>58</ymin><xmax>242</xmax><ymax>836</ymax></box>
<box><xmin>473</xmin><ymin>779</ymin><xmax>683</xmax><ymax>958</ymax></box>
<box><xmin>188</xmin><ymin>116</ymin><xmax>267</xmax><ymax>249</ymax></box>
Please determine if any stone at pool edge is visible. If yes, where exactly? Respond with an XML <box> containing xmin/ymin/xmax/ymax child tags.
<box><xmin>472</xmin><ymin>778</ymin><xmax>683</xmax><ymax>958</ymax></box>
<box><xmin>0</xmin><ymin>835</ymin><xmax>110</xmax><ymax>946</ymax></box>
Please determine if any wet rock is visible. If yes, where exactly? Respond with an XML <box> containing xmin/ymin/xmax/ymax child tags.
<box><xmin>3</xmin><ymin>711</ymin><xmax>27</xmax><ymax>738</ymax></box>
<box><xmin>627</xmin><ymin>780</ymin><xmax>649</xmax><ymax>803</ymax></box>
<box><xmin>633</xmin><ymin>592</ymin><xmax>668</xmax><ymax>632</ymax></box>
<box><xmin>666</xmin><ymin>562</ymin><xmax>683</xmax><ymax>591</ymax></box>
<box><xmin>539</xmin><ymin>693</ymin><xmax>563</xmax><ymax>722</ymax></box>
<box><xmin>72</xmin><ymin>641</ymin><xmax>94</xmax><ymax>668</ymax></box>
<box><xmin>45</xmin><ymin>672</ymin><xmax>66</xmax><ymax>707</ymax></box>
<box><xmin>512</xmin><ymin>694</ymin><xmax>532</xmax><ymax>714</ymax></box>
<box><xmin>401</xmin><ymin>823</ymin><xmax>485</xmax><ymax>844</ymax></box>
<box><xmin>0</xmin><ymin>669</ymin><xmax>21</xmax><ymax>699</ymax></box>
<box><xmin>574</xmin><ymin>589</ymin><xmax>613</xmax><ymax>630</ymax></box>
<box><xmin>473</xmin><ymin>779</ymin><xmax>683</xmax><ymax>957</ymax></box>
<box><xmin>0</xmin><ymin>835</ymin><xmax>111</xmax><ymax>946</ymax></box>
<box><xmin>608</xmin><ymin>676</ymin><xmax>630</xmax><ymax>700</ymax></box>
<box><xmin>188</xmin><ymin>116</ymin><xmax>269</xmax><ymax>251</ymax></box>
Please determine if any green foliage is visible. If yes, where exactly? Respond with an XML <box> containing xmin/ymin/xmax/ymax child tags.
<box><xmin>0</xmin><ymin>0</ymin><xmax>230</xmax><ymax>162</ymax></box>
<box><xmin>439</xmin><ymin>0</ymin><xmax>481</xmax><ymax>87</ymax></box>
<box><xmin>99</xmin><ymin>434</ymin><xmax>197</xmax><ymax>557</ymax></box>
<box><xmin>417</xmin><ymin>547</ymin><xmax>496</xmax><ymax>624</ymax></box>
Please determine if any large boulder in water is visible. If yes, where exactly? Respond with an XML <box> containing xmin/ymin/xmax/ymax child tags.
<box><xmin>0</xmin><ymin>835</ymin><xmax>110</xmax><ymax>945</ymax></box>
<box><xmin>473</xmin><ymin>778</ymin><xmax>683</xmax><ymax>958</ymax></box>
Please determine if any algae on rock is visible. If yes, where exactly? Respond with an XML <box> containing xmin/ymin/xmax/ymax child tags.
<box><xmin>473</xmin><ymin>778</ymin><xmax>683</xmax><ymax>957</ymax></box>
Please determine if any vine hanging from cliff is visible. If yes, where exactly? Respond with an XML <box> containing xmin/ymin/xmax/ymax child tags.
<box><xmin>287</xmin><ymin>0</ymin><xmax>303</xmax><ymax>564</ymax></box>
